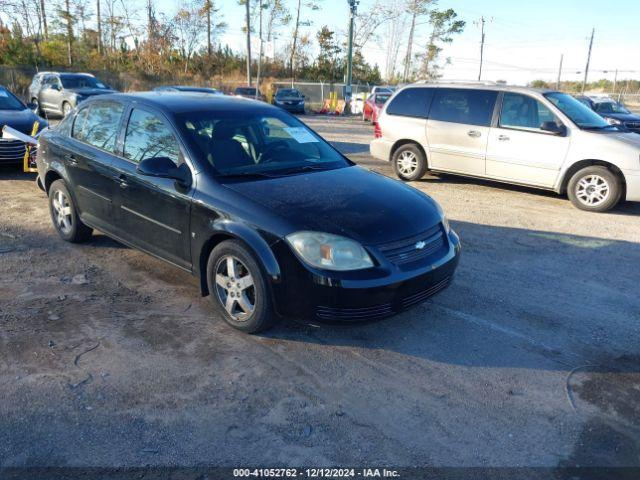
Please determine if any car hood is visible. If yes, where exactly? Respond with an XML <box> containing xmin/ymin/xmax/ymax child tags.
<box><xmin>68</xmin><ymin>88</ymin><xmax>117</xmax><ymax>96</ymax></box>
<box><xmin>602</xmin><ymin>112</ymin><xmax>640</xmax><ymax>122</ymax></box>
<box><xmin>0</xmin><ymin>108</ymin><xmax>46</xmax><ymax>135</ymax></box>
<box><xmin>222</xmin><ymin>166</ymin><xmax>443</xmax><ymax>245</ymax></box>
<box><xmin>606</xmin><ymin>131</ymin><xmax>640</xmax><ymax>148</ymax></box>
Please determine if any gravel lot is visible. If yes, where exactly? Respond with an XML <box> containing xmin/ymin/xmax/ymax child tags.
<box><xmin>0</xmin><ymin>115</ymin><xmax>639</xmax><ymax>471</ymax></box>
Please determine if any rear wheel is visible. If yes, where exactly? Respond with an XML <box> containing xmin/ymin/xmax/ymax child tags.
<box><xmin>567</xmin><ymin>166</ymin><xmax>622</xmax><ymax>212</ymax></box>
<box><xmin>206</xmin><ymin>240</ymin><xmax>275</xmax><ymax>333</ymax></box>
<box><xmin>48</xmin><ymin>180</ymin><xmax>93</xmax><ymax>242</ymax></box>
<box><xmin>393</xmin><ymin>144</ymin><xmax>427</xmax><ymax>181</ymax></box>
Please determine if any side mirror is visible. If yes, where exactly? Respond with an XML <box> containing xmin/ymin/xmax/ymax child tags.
<box><xmin>540</xmin><ymin>121</ymin><xmax>566</xmax><ymax>135</ymax></box>
<box><xmin>137</xmin><ymin>157</ymin><xmax>191</xmax><ymax>186</ymax></box>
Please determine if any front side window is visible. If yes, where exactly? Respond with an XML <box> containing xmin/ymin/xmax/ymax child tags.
<box><xmin>544</xmin><ymin>93</ymin><xmax>614</xmax><ymax>130</ymax></box>
<box><xmin>386</xmin><ymin>88</ymin><xmax>434</xmax><ymax>118</ymax></box>
<box><xmin>124</xmin><ymin>109</ymin><xmax>180</xmax><ymax>164</ymax></box>
<box><xmin>499</xmin><ymin>93</ymin><xmax>558</xmax><ymax>131</ymax></box>
<box><xmin>429</xmin><ymin>88</ymin><xmax>498</xmax><ymax>127</ymax></box>
<box><xmin>80</xmin><ymin>101</ymin><xmax>124</xmax><ymax>153</ymax></box>
<box><xmin>176</xmin><ymin>110</ymin><xmax>350</xmax><ymax>176</ymax></box>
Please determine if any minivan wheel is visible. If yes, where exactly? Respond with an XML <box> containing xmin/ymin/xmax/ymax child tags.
<box><xmin>206</xmin><ymin>240</ymin><xmax>275</xmax><ymax>333</ymax></box>
<box><xmin>48</xmin><ymin>180</ymin><xmax>93</xmax><ymax>242</ymax></box>
<box><xmin>62</xmin><ymin>102</ymin><xmax>72</xmax><ymax>117</ymax></box>
<box><xmin>567</xmin><ymin>166</ymin><xmax>621</xmax><ymax>212</ymax></box>
<box><xmin>393</xmin><ymin>144</ymin><xmax>427</xmax><ymax>181</ymax></box>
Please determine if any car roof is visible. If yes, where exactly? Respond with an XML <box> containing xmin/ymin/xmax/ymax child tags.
<box><xmin>407</xmin><ymin>82</ymin><xmax>557</xmax><ymax>95</ymax></box>
<box><xmin>84</xmin><ymin>91</ymin><xmax>275</xmax><ymax>115</ymax></box>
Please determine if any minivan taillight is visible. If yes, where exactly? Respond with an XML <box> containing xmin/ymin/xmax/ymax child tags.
<box><xmin>373</xmin><ymin>121</ymin><xmax>382</xmax><ymax>138</ymax></box>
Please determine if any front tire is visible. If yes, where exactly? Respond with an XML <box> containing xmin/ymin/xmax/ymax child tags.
<box><xmin>62</xmin><ymin>101</ymin><xmax>72</xmax><ymax>117</ymax></box>
<box><xmin>393</xmin><ymin>144</ymin><xmax>427</xmax><ymax>181</ymax></box>
<box><xmin>48</xmin><ymin>179</ymin><xmax>93</xmax><ymax>242</ymax></box>
<box><xmin>206</xmin><ymin>240</ymin><xmax>275</xmax><ymax>333</ymax></box>
<box><xmin>567</xmin><ymin>166</ymin><xmax>622</xmax><ymax>212</ymax></box>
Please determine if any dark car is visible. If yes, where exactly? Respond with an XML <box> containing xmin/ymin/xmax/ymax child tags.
<box><xmin>31</xmin><ymin>72</ymin><xmax>116</xmax><ymax>117</ymax></box>
<box><xmin>37</xmin><ymin>92</ymin><xmax>460</xmax><ymax>333</ymax></box>
<box><xmin>0</xmin><ymin>85</ymin><xmax>48</xmax><ymax>168</ymax></box>
<box><xmin>575</xmin><ymin>96</ymin><xmax>640</xmax><ymax>133</ymax></box>
<box><xmin>273</xmin><ymin>88</ymin><xmax>306</xmax><ymax>114</ymax></box>
<box><xmin>233</xmin><ymin>86</ymin><xmax>266</xmax><ymax>101</ymax></box>
<box><xmin>155</xmin><ymin>85</ymin><xmax>224</xmax><ymax>95</ymax></box>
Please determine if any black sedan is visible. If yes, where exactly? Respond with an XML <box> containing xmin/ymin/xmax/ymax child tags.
<box><xmin>273</xmin><ymin>88</ymin><xmax>306</xmax><ymax>113</ymax></box>
<box><xmin>0</xmin><ymin>85</ymin><xmax>47</xmax><ymax>168</ymax></box>
<box><xmin>36</xmin><ymin>92</ymin><xmax>460</xmax><ymax>333</ymax></box>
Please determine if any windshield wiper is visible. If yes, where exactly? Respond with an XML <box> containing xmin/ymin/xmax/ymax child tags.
<box><xmin>216</xmin><ymin>171</ymin><xmax>279</xmax><ymax>179</ymax></box>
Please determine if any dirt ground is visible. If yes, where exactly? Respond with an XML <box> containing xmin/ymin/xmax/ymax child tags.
<box><xmin>1</xmin><ymin>115</ymin><xmax>639</xmax><ymax>470</ymax></box>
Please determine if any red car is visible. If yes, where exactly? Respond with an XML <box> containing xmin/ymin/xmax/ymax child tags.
<box><xmin>363</xmin><ymin>92</ymin><xmax>391</xmax><ymax>122</ymax></box>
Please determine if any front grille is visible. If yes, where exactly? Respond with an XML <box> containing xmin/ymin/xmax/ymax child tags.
<box><xmin>316</xmin><ymin>303</ymin><xmax>394</xmax><ymax>321</ymax></box>
<box><xmin>625</xmin><ymin>122</ymin><xmax>640</xmax><ymax>130</ymax></box>
<box><xmin>401</xmin><ymin>276</ymin><xmax>452</xmax><ymax>309</ymax></box>
<box><xmin>377</xmin><ymin>223</ymin><xmax>447</xmax><ymax>266</ymax></box>
<box><xmin>0</xmin><ymin>139</ymin><xmax>28</xmax><ymax>163</ymax></box>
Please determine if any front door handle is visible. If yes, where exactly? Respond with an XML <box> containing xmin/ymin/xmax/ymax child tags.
<box><xmin>467</xmin><ymin>130</ymin><xmax>481</xmax><ymax>138</ymax></box>
<box><xmin>117</xmin><ymin>174</ymin><xmax>129</xmax><ymax>189</ymax></box>
<box><xmin>64</xmin><ymin>154</ymin><xmax>78</xmax><ymax>165</ymax></box>
<box><xmin>498</xmin><ymin>134</ymin><xmax>510</xmax><ymax>141</ymax></box>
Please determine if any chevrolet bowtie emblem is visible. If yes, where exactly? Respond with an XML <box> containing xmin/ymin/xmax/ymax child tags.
<box><xmin>415</xmin><ymin>241</ymin><xmax>426</xmax><ymax>250</ymax></box>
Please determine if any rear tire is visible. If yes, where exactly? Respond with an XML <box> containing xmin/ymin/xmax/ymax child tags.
<box><xmin>393</xmin><ymin>144</ymin><xmax>427</xmax><ymax>181</ymax></box>
<box><xmin>567</xmin><ymin>166</ymin><xmax>622</xmax><ymax>212</ymax></box>
<box><xmin>206</xmin><ymin>240</ymin><xmax>275</xmax><ymax>333</ymax></box>
<box><xmin>48</xmin><ymin>179</ymin><xmax>93</xmax><ymax>242</ymax></box>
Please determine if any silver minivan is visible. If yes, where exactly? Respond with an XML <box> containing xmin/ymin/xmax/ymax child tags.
<box><xmin>370</xmin><ymin>82</ymin><xmax>640</xmax><ymax>212</ymax></box>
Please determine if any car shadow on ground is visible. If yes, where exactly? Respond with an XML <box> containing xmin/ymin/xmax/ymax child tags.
<box><xmin>0</xmin><ymin>167</ymin><xmax>37</xmax><ymax>183</ymax></box>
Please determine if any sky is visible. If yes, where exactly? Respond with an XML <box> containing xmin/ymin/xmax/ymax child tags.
<box><xmin>154</xmin><ymin>0</ymin><xmax>640</xmax><ymax>85</ymax></box>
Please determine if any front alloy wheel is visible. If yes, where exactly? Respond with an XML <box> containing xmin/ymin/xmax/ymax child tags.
<box><xmin>62</xmin><ymin>102</ymin><xmax>72</xmax><ymax>117</ymax></box>
<box><xmin>567</xmin><ymin>165</ymin><xmax>621</xmax><ymax>212</ymax></box>
<box><xmin>392</xmin><ymin>144</ymin><xmax>427</xmax><ymax>181</ymax></box>
<box><xmin>206</xmin><ymin>240</ymin><xmax>274</xmax><ymax>333</ymax></box>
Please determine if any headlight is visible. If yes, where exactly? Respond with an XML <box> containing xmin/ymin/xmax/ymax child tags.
<box><xmin>606</xmin><ymin>117</ymin><xmax>622</xmax><ymax>125</ymax></box>
<box><xmin>286</xmin><ymin>231</ymin><xmax>374</xmax><ymax>271</ymax></box>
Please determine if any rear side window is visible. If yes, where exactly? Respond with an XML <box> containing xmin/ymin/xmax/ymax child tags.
<box><xmin>124</xmin><ymin>109</ymin><xmax>180</xmax><ymax>164</ymax></box>
<box><xmin>78</xmin><ymin>101</ymin><xmax>124</xmax><ymax>153</ymax></box>
<box><xmin>386</xmin><ymin>88</ymin><xmax>434</xmax><ymax>118</ymax></box>
<box><xmin>429</xmin><ymin>89</ymin><xmax>498</xmax><ymax>127</ymax></box>
<box><xmin>72</xmin><ymin>107</ymin><xmax>90</xmax><ymax>141</ymax></box>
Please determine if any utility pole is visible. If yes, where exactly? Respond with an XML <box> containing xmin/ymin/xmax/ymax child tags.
<box><xmin>96</xmin><ymin>0</ymin><xmax>102</xmax><ymax>55</ymax></box>
<box><xmin>245</xmin><ymin>0</ymin><xmax>252</xmax><ymax>86</ymax></box>
<box><xmin>345</xmin><ymin>0</ymin><xmax>358</xmax><ymax>112</ymax></box>
<box><xmin>581</xmin><ymin>28</ymin><xmax>594</xmax><ymax>94</ymax></box>
<box><xmin>613</xmin><ymin>68</ymin><xmax>618</xmax><ymax>94</ymax></box>
<box><xmin>477</xmin><ymin>16</ymin><xmax>486</xmax><ymax>81</ymax></box>
<box><xmin>256</xmin><ymin>0</ymin><xmax>263</xmax><ymax>99</ymax></box>
<box><xmin>556</xmin><ymin>53</ymin><xmax>563</xmax><ymax>90</ymax></box>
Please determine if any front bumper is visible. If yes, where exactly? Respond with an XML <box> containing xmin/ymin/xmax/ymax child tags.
<box><xmin>270</xmin><ymin>228</ymin><xmax>461</xmax><ymax>321</ymax></box>
<box><xmin>276</xmin><ymin>103</ymin><xmax>305</xmax><ymax>113</ymax></box>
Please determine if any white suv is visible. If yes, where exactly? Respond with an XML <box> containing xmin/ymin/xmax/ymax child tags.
<box><xmin>370</xmin><ymin>83</ymin><xmax>640</xmax><ymax>212</ymax></box>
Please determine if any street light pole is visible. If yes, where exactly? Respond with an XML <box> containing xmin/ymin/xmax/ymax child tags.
<box><xmin>345</xmin><ymin>0</ymin><xmax>358</xmax><ymax>113</ymax></box>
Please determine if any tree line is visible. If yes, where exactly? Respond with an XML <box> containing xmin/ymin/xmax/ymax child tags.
<box><xmin>0</xmin><ymin>0</ymin><xmax>466</xmax><ymax>86</ymax></box>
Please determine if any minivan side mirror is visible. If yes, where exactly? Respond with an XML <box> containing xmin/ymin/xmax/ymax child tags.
<box><xmin>137</xmin><ymin>157</ymin><xmax>191</xmax><ymax>186</ymax></box>
<box><xmin>540</xmin><ymin>121</ymin><xmax>566</xmax><ymax>135</ymax></box>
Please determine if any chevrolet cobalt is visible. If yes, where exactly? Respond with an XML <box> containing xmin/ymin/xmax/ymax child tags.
<box><xmin>37</xmin><ymin>93</ymin><xmax>460</xmax><ymax>332</ymax></box>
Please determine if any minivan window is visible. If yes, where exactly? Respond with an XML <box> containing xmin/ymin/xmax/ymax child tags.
<box><xmin>81</xmin><ymin>102</ymin><xmax>124</xmax><ymax>153</ymax></box>
<box><xmin>544</xmin><ymin>93</ymin><xmax>613</xmax><ymax>130</ymax></box>
<box><xmin>429</xmin><ymin>88</ymin><xmax>497</xmax><ymax>127</ymax></box>
<box><xmin>386</xmin><ymin>88</ymin><xmax>434</xmax><ymax>118</ymax></box>
<box><xmin>500</xmin><ymin>93</ymin><xmax>558</xmax><ymax>131</ymax></box>
<box><xmin>124</xmin><ymin>109</ymin><xmax>180</xmax><ymax>164</ymax></box>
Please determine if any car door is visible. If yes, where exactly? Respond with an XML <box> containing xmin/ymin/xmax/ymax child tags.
<box><xmin>426</xmin><ymin>88</ymin><xmax>498</xmax><ymax>176</ymax></box>
<box><xmin>64</xmin><ymin>100</ymin><xmax>125</xmax><ymax>230</ymax></box>
<box><xmin>40</xmin><ymin>76</ymin><xmax>63</xmax><ymax>114</ymax></box>
<box><xmin>109</xmin><ymin>106</ymin><xmax>193</xmax><ymax>269</ymax></box>
<box><xmin>486</xmin><ymin>92</ymin><xmax>571</xmax><ymax>187</ymax></box>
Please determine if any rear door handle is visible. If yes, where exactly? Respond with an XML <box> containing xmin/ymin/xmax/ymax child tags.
<box><xmin>467</xmin><ymin>130</ymin><xmax>481</xmax><ymax>138</ymax></box>
<box><xmin>498</xmin><ymin>134</ymin><xmax>510</xmax><ymax>141</ymax></box>
<box><xmin>64</xmin><ymin>154</ymin><xmax>78</xmax><ymax>165</ymax></box>
<box><xmin>117</xmin><ymin>174</ymin><xmax>129</xmax><ymax>189</ymax></box>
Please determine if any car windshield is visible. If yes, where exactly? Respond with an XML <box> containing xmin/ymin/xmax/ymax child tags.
<box><xmin>176</xmin><ymin>110</ymin><xmax>350</xmax><ymax>177</ymax></box>
<box><xmin>544</xmin><ymin>92</ymin><xmax>617</xmax><ymax>130</ymax></box>
<box><xmin>374</xmin><ymin>94</ymin><xmax>391</xmax><ymax>105</ymax></box>
<box><xmin>60</xmin><ymin>75</ymin><xmax>108</xmax><ymax>89</ymax></box>
<box><xmin>595</xmin><ymin>102</ymin><xmax>631</xmax><ymax>114</ymax></box>
<box><xmin>0</xmin><ymin>88</ymin><xmax>25</xmax><ymax>111</ymax></box>
<box><xmin>276</xmin><ymin>89</ymin><xmax>301</xmax><ymax>98</ymax></box>
<box><xmin>236</xmin><ymin>88</ymin><xmax>257</xmax><ymax>95</ymax></box>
